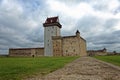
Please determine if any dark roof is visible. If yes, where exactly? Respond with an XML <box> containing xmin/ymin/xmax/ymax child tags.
<box><xmin>46</xmin><ymin>16</ymin><xmax>58</xmax><ymax>23</ymax></box>
<box><xmin>62</xmin><ymin>35</ymin><xmax>76</xmax><ymax>38</ymax></box>
<box><xmin>43</xmin><ymin>16</ymin><xmax>62</xmax><ymax>28</ymax></box>
<box><xmin>76</xmin><ymin>30</ymin><xmax>80</xmax><ymax>34</ymax></box>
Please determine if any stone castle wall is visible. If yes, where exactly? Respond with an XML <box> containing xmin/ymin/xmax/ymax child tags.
<box><xmin>52</xmin><ymin>37</ymin><xmax>62</xmax><ymax>56</ymax></box>
<box><xmin>52</xmin><ymin>35</ymin><xmax>87</xmax><ymax>56</ymax></box>
<box><xmin>80</xmin><ymin>37</ymin><xmax>87</xmax><ymax>56</ymax></box>
<box><xmin>87</xmin><ymin>48</ymin><xmax>107</xmax><ymax>56</ymax></box>
<box><xmin>62</xmin><ymin>36</ymin><xmax>80</xmax><ymax>56</ymax></box>
<box><xmin>9</xmin><ymin>48</ymin><xmax>44</xmax><ymax>57</ymax></box>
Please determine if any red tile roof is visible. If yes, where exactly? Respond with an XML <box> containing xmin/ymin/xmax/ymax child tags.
<box><xmin>45</xmin><ymin>16</ymin><xmax>58</xmax><ymax>24</ymax></box>
<box><xmin>43</xmin><ymin>16</ymin><xmax>62</xmax><ymax>28</ymax></box>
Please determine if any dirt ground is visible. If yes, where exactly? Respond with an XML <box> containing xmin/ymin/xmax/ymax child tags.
<box><xmin>26</xmin><ymin>57</ymin><xmax>120</xmax><ymax>80</ymax></box>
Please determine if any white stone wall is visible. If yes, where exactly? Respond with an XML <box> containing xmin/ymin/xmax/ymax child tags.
<box><xmin>44</xmin><ymin>26</ymin><xmax>60</xmax><ymax>56</ymax></box>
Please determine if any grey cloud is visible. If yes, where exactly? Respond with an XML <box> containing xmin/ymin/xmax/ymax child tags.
<box><xmin>0</xmin><ymin>1</ymin><xmax>45</xmax><ymax>54</ymax></box>
<box><xmin>26</xmin><ymin>26</ymin><xmax>44</xmax><ymax>43</ymax></box>
<box><xmin>113</xmin><ymin>30</ymin><xmax>120</xmax><ymax>36</ymax></box>
<box><xmin>92</xmin><ymin>1</ymin><xmax>108</xmax><ymax>11</ymax></box>
<box><xmin>87</xmin><ymin>30</ymin><xmax>120</xmax><ymax>51</ymax></box>
<box><xmin>59</xmin><ymin>0</ymin><xmax>92</xmax><ymax>4</ymax></box>
<box><xmin>103</xmin><ymin>19</ymin><xmax>119</xmax><ymax>28</ymax></box>
<box><xmin>76</xmin><ymin>15</ymin><xmax>102</xmax><ymax>32</ymax></box>
<box><xmin>94</xmin><ymin>41</ymin><xmax>120</xmax><ymax>45</ymax></box>
<box><xmin>17</xmin><ymin>0</ymin><xmax>44</xmax><ymax>12</ymax></box>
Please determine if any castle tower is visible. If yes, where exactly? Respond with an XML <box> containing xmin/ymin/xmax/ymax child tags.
<box><xmin>43</xmin><ymin>16</ymin><xmax>62</xmax><ymax>56</ymax></box>
<box><xmin>76</xmin><ymin>30</ymin><xmax>80</xmax><ymax>37</ymax></box>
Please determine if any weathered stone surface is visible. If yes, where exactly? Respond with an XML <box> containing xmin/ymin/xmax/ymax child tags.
<box><xmin>9</xmin><ymin>48</ymin><xmax>44</xmax><ymax>57</ymax></box>
<box><xmin>52</xmin><ymin>32</ymin><xmax>87</xmax><ymax>57</ymax></box>
<box><xmin>26</xmin><ymin>57</ymin><xmax>120</xmax><ymax>80</ymax></box>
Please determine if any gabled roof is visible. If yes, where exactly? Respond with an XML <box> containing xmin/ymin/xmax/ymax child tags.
<box><xmin>43</xmin><ymin>16</ymin><xmax>62</xmax><ymax>28</ymax></box>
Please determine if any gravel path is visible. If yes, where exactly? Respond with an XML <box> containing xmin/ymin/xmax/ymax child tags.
<box><xmin>26</xmin><ymin>57</ymin><xmax>120</xmax><ymax>80</ymax></box>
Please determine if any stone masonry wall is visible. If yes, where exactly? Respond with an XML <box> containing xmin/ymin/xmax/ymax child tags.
<box><xmin>9</xmin><ymin>48</ymin><xmax>44</xmax><ymax>57</ymax></box>
<box><xmin>62</xmin><ymin>36</ymin><xmax>80</xmax><ymax>56</ymax></box>
<box><xmin>80</xmin><ymin>37</ymin><xmax>87</xmax><ymax>56</ymax></box>
<box><xmin>53</xmin><ymin>38</ymin><xmax>62</xmax><ymax>56</ymax></box>
<box><xmin>52</xmin><ymin>35</ymin><xmax>87</xmax><ymax>57</ymax></box>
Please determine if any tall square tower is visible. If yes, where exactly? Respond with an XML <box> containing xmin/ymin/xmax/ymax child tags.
<box><xmin>43</xmin><ymin>16</ymin><xmax>62</xmax><ymax>56</ymax></box>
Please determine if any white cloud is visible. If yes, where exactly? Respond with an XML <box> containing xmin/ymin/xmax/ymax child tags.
<box><xmin>0</xmin><ymin>0</ymin><xmax>23</xmax><ymax>15</ymax></box>
<box><xmin>108</xmin><ymin>0</ymin><xmax>120</xmax><ymax>12</ymax></box>
<box><xmin>47</xmin><ymin>0</ymin><xmax>94</xmax><ymax>19</ymax></box>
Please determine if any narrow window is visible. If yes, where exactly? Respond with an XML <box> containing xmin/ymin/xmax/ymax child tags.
<box><xmin>74</xmin><ymin>49</ymin><xmax>75</xmax><ymax>52</ymax></box>
<box><xmin>66</xmin><ymin>50</ymin><xmax>68</xmax><ymax>52</ymax></box>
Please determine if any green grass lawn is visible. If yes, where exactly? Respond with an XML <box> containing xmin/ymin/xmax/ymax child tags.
<box><xmin>94</xmin><ymin>56</ymin><xmax>120</xmax><ymax>66</ymax></box>
<box><xmin>0</xmin><ymin>56</ymin><xmax>78</xmax><ymax>80</ymax></box>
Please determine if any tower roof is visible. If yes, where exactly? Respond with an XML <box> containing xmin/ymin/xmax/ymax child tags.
<box><xmin>46</xmin><ymin>16</ymin><xmax>58</xmax><ymax>23</ymax></box>
<box><xmin>43</xmin><ymin>16</ymin><xmax>62</xmax><ymax>28</ymax></box>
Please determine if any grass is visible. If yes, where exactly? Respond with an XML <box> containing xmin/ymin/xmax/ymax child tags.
<box><xmin>0</xmin><ymin>56</ymin><xmax>78</xmax><ymax>80</ymax></box>
<box><xmin>94</xmin><ymin>55</ymin><xmax>120</xmax><ymax>66</ymax></box>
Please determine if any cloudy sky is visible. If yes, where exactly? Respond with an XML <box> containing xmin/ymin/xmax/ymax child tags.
<box><xmin>0</xmin><ymin>0</ymin><xmax>120</xmax><ymax>54</ymax></box>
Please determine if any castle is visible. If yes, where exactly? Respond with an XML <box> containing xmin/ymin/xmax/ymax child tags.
<box><xmin>87</xmin><ymin>48</ymin><xmax>107</xmax><ymax>56</ymax></box>
<box><xmin>9</xmin><ymin>16</ymin><xmax>87</xmax><ymax>57</ymax></box>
